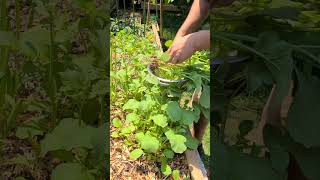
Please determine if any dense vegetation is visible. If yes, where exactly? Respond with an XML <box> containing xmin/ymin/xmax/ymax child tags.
<box><xmin>0</xmin><ymin>0</ymin><xmax>109</xmax><ymax>179</ymax></box>
<box><xmin>212</xmin><ymin>0</ymin><xmax>320</xmax><ymax>179</ymax></box>
<box><xmin>110</xmin><ymin>21</ymin><xmax>210</xmax><ymax>179</ymax></box>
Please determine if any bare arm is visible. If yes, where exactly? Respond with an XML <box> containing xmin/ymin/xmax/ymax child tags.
<box><xmin>175</xmin><ymin>0</ymin><xmax>210</xmax><ymax>37</ymax></box>
<box><xmin>169</xmin><ymin>30</ymin><xmax>210</xmax><ymax>64</ymax></box>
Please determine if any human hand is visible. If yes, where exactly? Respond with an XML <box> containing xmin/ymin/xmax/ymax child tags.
<box><xmin>167</xmin><ymin>34</ymin><xmax>196</xmax><ymax>64</ymax></box>
<box><xmin>167</xmin><ymin>30</ymin><xmax>210</xmax><ymax>64</ymax></box>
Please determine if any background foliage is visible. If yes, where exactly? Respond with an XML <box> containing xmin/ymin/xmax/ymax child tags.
<box><xmin>0</xmin><ymin>0</ymin><xmax>109</xmax><ymax>179</ymax></box>
<box><xmin>211</xmin><ymin>0</ymin><xmax>320</xmax><ymax>179</ymax></box>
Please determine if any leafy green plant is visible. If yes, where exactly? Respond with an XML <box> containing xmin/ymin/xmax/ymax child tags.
<box><xmin>0</xmin><ymin>0</ymin><xmax>109</xmax><ymax>179</ymax></box>
<box><xmin>111</xmin><ymin>23</ymin><xmax>210</xmax><ymax>178</ymax></box>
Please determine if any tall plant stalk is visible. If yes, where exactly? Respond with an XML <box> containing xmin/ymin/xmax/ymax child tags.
<box><xmin>27</xmin><ymin>0</ymin><xmax>35</xmax><ymax>28</ymax></box>
<box><xmin>48</xmin><ymin>10</ymin><xmax>57</xmax><ymax>129</ymax></box>
<box><xmin>15</xmin><ymin>0</ymin><xmax>21</xmax><ymax>39</ymax></box>
<box><xmin>0</xmin><ymin>0</ymin><xmax>9</xmax><ymax>137</ymax></box>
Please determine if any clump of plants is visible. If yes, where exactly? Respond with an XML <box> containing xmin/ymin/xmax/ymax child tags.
<box><xmin>111</xmin><ymin>24</ymin><xmax>210</xmax><ymax>179</ymax></box>
<box><xmin>0</xmin><ymin>0</ymin><xmax>109</xmax><ymax>179</ymax></box>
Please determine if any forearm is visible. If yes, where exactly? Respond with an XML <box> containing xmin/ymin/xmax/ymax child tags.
<box><xmin>192</xmin><ymin>30</ymin><xmax>210</xmax><ymax>52</ymax></box>
<box><xmin>176</xmin><ymin>0</ymin><xmax>210</xmax><ymax>37</ymax></box>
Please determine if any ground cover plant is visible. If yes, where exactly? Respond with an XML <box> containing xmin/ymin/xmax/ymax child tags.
<box><xmin>211</xmin><ymin>0</ymin><xmax>320</xmax><ymax>179</ymax></box>
<box><xmin>110</xmin><ymin>20</ymin><xmax>210</xmax><ymax>179</ymax></box>
<box><xmin>0</xmin><ymin>0</ymin><xmax>109</xmax><ymax>179</ymax></box>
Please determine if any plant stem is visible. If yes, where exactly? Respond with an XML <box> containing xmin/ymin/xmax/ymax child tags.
<box><xmin>15</xmin><ymin>0</ymin><xmax>21</xmax><ymax>39</ymax></box>
<box><xmin>27</xmin><ymin>0</ymin><xmax>35</xmax><ymax>28</ymax></box>
<box><xmin>49</xmin><ymin>10</ymin><xmax>57</xmax><ymax>128</ymax></box>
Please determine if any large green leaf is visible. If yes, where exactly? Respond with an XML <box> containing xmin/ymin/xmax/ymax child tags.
<box><xmin>16</xmin><ymin>117</ymin><xmax>45</xmax><ymax>139</ymax></box>
<box><xmin>129</xmin><ymin>149</ymin><xmax>144</xmax><ymax>160</ymax></box>
<box><xmin>166</xmin><ymin>101</ymin><xmax>182</xmax><ymax>122</ymax></box>
<box><xmin>19</xmin><ymin>26</ymin><xmax>50</xmax><ymax>59</ymax></box>
<box><xmin>165</xmin><ymin>130</ymin><xmax>187</xmax><ymax>153</ymax></box>
<box><xmin>40</xmin><ymin>118</ymin><xmax>95</xmax><ymax>156</ymax></box>
<box><xmin>151</xmin><ymin>114</ymin><xmax>168</xmax><ymax>128</ymax></box>
<box><xmin>89</xmin><ymin>123</ymin><xmax>107</xmax><ymax>171</ymax></box>
<box><xmin>247</xmin><ymin>60</ymin><xmax>273</xmax><ymax>92</ymax></box>
<box><xmin>185</xmin><ymin>135</ymin><xmax>199</xmax><ymax>150</ymax></box>
<box><xmin>213</xmin><ymin>141</ymin><xmax>282</xmax><ymax>180</ymax></box>
<box><xmin>292</xmin><ymin>147</ymin><xmax>320</xmax><ymax>180</ymax></box>
<box><xmin>255</xmin><ymin>31</ymin><xmax>293</xmax><ymax>104</ymax></box>
<box><xmin>140</xmin><ymin>134</ymin><xmax>160</xmax><ymax>153</ymax></box>
<box><xmin>0</xmin><ymin>31</ymin><xmax>16</xmax><ymax>47</ymax></box>
<box><xmin>126</xmin><ymin>113</ymin><xmax>140</xmax><ymax>124</ymax></box>
<box><xmin>123</xmin><ymin>99</ymin><xmax>140</xmax><ymax>111</ymax></box>
<box><xmin>200</xmin><ymin>85</ymin><xmax>210</xmax><ymax>109</ymax></box>
<box><xmin>51</xmin><ymin>163</ymin><xmax>94</xmax><ymax>180</ymax></box>
<box><xmin>288</xmin><ymin>72</ymin><xmax>320</xmax><ymax>147</ymax></box>
<box><xmin>181</xmin><ymin>107</ymin><xmax>200</xmax><ymax>125</ymax></box>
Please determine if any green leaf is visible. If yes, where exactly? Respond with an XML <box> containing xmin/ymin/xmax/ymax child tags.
<box><xmin>88</xmin><ymin>123</ymin><xmax>107</xmax><ymax>171</ymax></box>
<box><xmin>40</xmin><ymin>119</ymin><xmax>95</xmax><ymax>157</ymax></box>
<box><xmin>120</xmin><ymin>125</ymin><xmax>136</xmax><ymax>135</ymax></box>
<box><xmin>112</xmin><ymin>118</ymin><xmax>122</xmax><ymax>128</ymax></box>
<box><xmin>50</xmin><ymin>150</ymin><xmax>75</xmax><ymax>162</ymax></box>
<box><xmin>181</xmin><ymin>108</ymin><xmax>200</xmax><ymax>125</ymax></box>
<box><xmin>135</xmin><ymin>132</ymin><xmax>145</xmax><ymax>142</ymax></box>
<box><xmin>0</xmin><ymin>31</ymin><xmax>16</xmax><ymax>47</ymax></box>
<box><xmin>165</xmin><ymin>130</ymin><xmax>187</xmax><ymax>153</ymax></box>
<box><xmin>90</xmin><ymin>79</ymin><xmax>109</xmax><ymax>97</ymax></box>
<box><xmin>163</xmin><ymin>149</ymin><xmax>174</xmax><ymax>159</ymax></box>
<box><xmin>126</xmin><ymin>113</ymin><xmax>140</xmax><ymax>124</ymax></box>
<box><xmin>185</xmin><ymin>135</ymin><xmax>199</xmax><ymax>150</ymax></box>
<box><xmin>59</xmin><ymin>70</ymin><xmax>85</xmax><ymax>91</ymax></box>
<box><xmin>160</xmin><ymin>52</ymin><xmax>171</xmax><ymax>62</ymax></box>
<box><xmin>172</xmin><ymin>170</ymin><xmax>180</xmax><ymax>180</ymax></box>
<box><xmin>51</xmin><ymin>163</ymin><xmax>94</xmax><ymax>180</ymax></box>
<box><xmin>139</xmin><ymin>134</ymin><xmax>160</xmax><ymax>153</ymax></box>
<box><xmin>165</xmin><ymin>40</ymin><xmax>173</xmax><ymax>48</ymax></box>
<box><xmin>129</xmin><ymin>149</ymin><xmax>144</xmax><ymax>160</ymax></box>
<box><xmin>256</xmin><ymin>31</ymin><xmax>293</xmax><ymax>105</ymax></box>
<box><xmin>292</xmin><ymin>147</ymin><xmax>320</xmax><ymax>180</ymax></box>
<box><xmin>123</xmin><ymin>99</ymin><xmax>140</xmax><ymax>111</ymax></box>
<box><xmin>247</xmin><ymin>60</ymin><xmax>273</xmax><ymax>92</ymax></box>
<box><xmin>161</xmin><ymin>158</ymin><xmax>172</xmax><ymax>176</ymax></box>
<box><xmin>288</xmin><ymin>72</ymin><xmax>320</xmax><ymax>147</ymax></box>
<box><xmin>16</xmin><ymin>119</ymin><xmax>44</xmax><ymax>139</ymax></box>
<box><xmin>139</xmin><ymin>96</ymin><xmax>155</xmax><ymax>112</ymax></box>
<box><xmin>151</xmin><ymin>114</ymin><xmax>168</xmax><ymax>128</ymax></box>
<box><xmin>166</xmin><ymin>101</ymin><xmax>182</xmax><ymax>122</ymax></box>
<box><xmin>200</xmin><ymin>85</ymin><xmax>210</xmax><ymax>109</ymax></box>
<box><xmin>213</xmin><ymin>141</ymin><xmax>282</xmax><ymax>180</ymax></box>
<box><xmin>111</xmin><ymin>132</ymin><xmax>119</xmax><ymax>138</ymax></box>
<box><xmin>19</xmin><ymin>26</ymin><xmax>50</xmax><ymax>59</ymax></box>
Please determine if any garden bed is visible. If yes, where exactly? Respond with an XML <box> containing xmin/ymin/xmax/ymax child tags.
<box><xmin>110</xmin><ymin>19</ymin><xmax>210</xmax><ymax>180</ymax></box>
